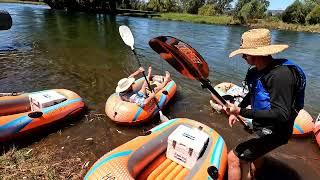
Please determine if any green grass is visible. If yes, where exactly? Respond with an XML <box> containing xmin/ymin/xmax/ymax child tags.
<box><xmin>0</xmin><ymin>0</ymin><xmax>46</xmax><ymax>5</ymax></box>
<box><xmin>249</xmin><ymin>19</ymin><xmax>320</xmax><ymax>33</ymax></box>
<box><xmin>155</xmin><ymin>13</ymin><xmax>239</xmax><ymax>25</ymax></box>
<box><xmin>155</xmin><ymin>13</ymin><xmax>320</xmax><ymax>33</ymax></box>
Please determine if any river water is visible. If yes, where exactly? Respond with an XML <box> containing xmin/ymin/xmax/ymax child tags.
<box><xmin>1</xmin><ymin>3</ymin><xmax>319</xmax><ymax>179</ymax></box>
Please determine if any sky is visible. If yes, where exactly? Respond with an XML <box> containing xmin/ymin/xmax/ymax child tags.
<box><xmin>230</xmin><ymin>0</ymin><xmax>296</xmax><ymax>10</ymax></box>
<box><xmin>268</xmin><ymin>0</ymin><xmax>296</xmax><ymax>10</ymax></box>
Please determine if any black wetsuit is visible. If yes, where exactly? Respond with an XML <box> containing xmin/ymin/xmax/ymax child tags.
<box><xmin>234</xmin><ymin>61</ymin><xmax>299</xmax><ymax>162</ymax></box>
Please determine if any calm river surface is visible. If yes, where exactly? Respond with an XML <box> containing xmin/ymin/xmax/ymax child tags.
<box><xmin>1</xmin><ymin>3</ymin><xmax>320</xmax><ymax>179</ymax></box>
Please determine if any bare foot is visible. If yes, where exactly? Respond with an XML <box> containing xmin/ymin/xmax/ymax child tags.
<box><xmin>165</xmin><ymin>71</ymin><xmax>171</xmax><ymax>81</ymax></box>
<box><xmin>148</xmin><ymin>66</ymin><xmax>152</xmax><ymax>80</ymax></box>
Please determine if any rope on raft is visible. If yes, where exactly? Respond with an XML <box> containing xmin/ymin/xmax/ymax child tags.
<box><xmin>0</xmin><ymin>92</ymin><xmax>24</xmax><ymax>97</ymax></box>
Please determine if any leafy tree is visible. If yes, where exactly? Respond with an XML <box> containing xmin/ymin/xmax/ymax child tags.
<box><xmin>181</xmin><ymin>0</ymin><xmax>205</xmax><ymax>14</ymax></box>
<box><xmin>206</xmin><ymin>0</ymin><xmax>233</xmax><ymax>14</ymax></box>
<box><xmin>306</xmin><ymin>4</ymin><xmax>320</xmax><ymax>24</ymax></box>
<box><xmin>304</xmin><ymin>0</ymin><xmax>320</xmax><ymax>12</ymax></box>
<box><xmin>234</xmin><ymin>0</ymin><xmax>269</xmax><ymax>15</ymax></box>
<box><xmin>147</xmin><ymin>0</ymin><xmax>180</xmax><ymax>12</ymax></box>
<box><xmin>282</xmin><ymin>0</ymin><xmax>308</xmax><ymax>24</ymax></box>
<box><xmin>198</xmin><ymin>4</ymin><xmax>216</xmax><ymax>16</ymax></box>
<box><xmin>234</xmin><ymin>0</ymin><xmax>269</xmax><ymax>23</ymax></box>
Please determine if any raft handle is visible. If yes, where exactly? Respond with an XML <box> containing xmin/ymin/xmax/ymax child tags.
<box><xmin>142</xmin><ymin>130</ymin><xmax>152</xmax><ymax>136</ymax></box>
<box><xmin>162</xmin><ymin>90</ymin><xmax>168</xmax><ymax>95</ymax></box>
<box><xmin>207</xmin><ymin>166</ymin><xmax>219</xmax><ymax>180</ymax></box>
<box><xmin>28</xmin><ymin>111</ymin><xmax>43</xmax><ymax>118</ymax></box>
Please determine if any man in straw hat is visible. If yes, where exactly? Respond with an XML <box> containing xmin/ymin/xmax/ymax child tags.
<box><xmin>116</xmin><ymin>66</ymin><xmax>171</xmax><ymax>107</ymax></box>
<box><xmin>217</xmin><ymin>28</ymin><xmax>306</xmax><ymax>179</ymax></box>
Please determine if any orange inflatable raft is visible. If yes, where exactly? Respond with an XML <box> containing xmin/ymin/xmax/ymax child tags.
<box><xmin>105</xmin><ymin>77</ymin><xmax>176</xmax><ymax>124</ymax></box>
<box><xmin>313</xmin><ymin>114</ymin><xmax>320</xmax><ymax>147</ymax></box>
<box><xmin>0</xmin><ymin>89</ymin><xmax>85</xmax><ymax>142</ymax></box>
<box><xmin>85</xmin><ymin>118</ymin><xmax>227</xmax><ymax>180</ymax></box>
<box><xmin>214</xmin><ymin>82</ymin><xmax>314</xmax><ymax>137</ymax></box>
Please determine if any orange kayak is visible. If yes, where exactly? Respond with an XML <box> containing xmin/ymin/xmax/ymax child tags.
<box><xmin>105</xmin><ymin>77</ymin><xmax>176</xmax><ymax>125</ymax></box>
<box><xmin>214</xmin><ymin>82</ymin><xmax>314</xmax><ymax>137</ymax></box>
<box><xmin>85</xmin><ymin>118</ymin><xmax>227</xmax><ymax>180</ymax></box>
<box><xmin>0</xmin><ymin>89</ymin><xmax>85</xmax><ymax>142</ymax></box>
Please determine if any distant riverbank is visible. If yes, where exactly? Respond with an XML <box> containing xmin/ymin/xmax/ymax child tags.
<box><xmin>155</xmin><ymin>13</ymin><xmax>320</xmax><ymax>33</ymax></box>
<box><xmin>1</xmin><ymin>1</ymin><xmax>319</xmax><ymax>33</ymax></box>
<box><xmin>0</xmin><ymin>0</ymin><xmax>46</xmax><ymax>5</ymax></box>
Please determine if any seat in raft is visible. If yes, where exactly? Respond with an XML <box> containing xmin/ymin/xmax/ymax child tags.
<box><xmin>214</xmin><ymin>82</ymin><xmax>314</xmax><ymax>137</ymax></box>
<box><xmin>85</xmin><ymin>118</ymin><xmax>227</xmax><ymax>180</ymax></box>
<box><xmin>105</xmin><ymin>76</ymin><xmax>176</xmax><ymax>124</ymax></box>
<box><xmin>0</xmin><ymin>89</ymin><xmax>85</xmax><ymax>142</ymax></box>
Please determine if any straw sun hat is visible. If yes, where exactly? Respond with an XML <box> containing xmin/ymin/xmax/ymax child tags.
<box><xmin>116</xmin><ymin>77</ymin><xmax>135</xmax><ymax>93</ymax></box>
<box><xmin>229</xmin><ymin>28</ymin><xmax>288</xmax><ymax>58</ymax></box>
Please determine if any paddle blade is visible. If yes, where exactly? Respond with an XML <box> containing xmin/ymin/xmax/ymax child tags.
<box><xmin>149</xmin><ymin>36</ymin><xmax>209</xmax><ymax>80</ymax></box>
<box><xmin>119</xmin><ymin>25</ymin><xmax>134</xmax><ymax>50</ymax></box>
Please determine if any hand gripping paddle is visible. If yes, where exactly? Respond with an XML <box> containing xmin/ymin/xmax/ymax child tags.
<box><xmin>149</xmin><ymin>36</ymin><xmax>251</xmax><ymax>130</ymax></box>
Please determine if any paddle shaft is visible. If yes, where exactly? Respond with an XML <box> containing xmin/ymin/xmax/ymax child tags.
<box><xmin>132</xmin><ymin>50</ymin><xmax>162</xmax><ymax>110</ymax></box>
<box><xmin>200</xmin><ymin>79</ymin><xmax>251</xmax><ymax>130</ymax></box>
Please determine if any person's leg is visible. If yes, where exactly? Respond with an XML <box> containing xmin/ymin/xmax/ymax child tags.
<box><xmin>248</xmin><ymin>156</ymin><xmax>264</xmax><ymax>179</ymax></box>
<box><xmin>228</xmin><ymin>150</ymin><xmax>241</xmax><ymax>180</ymax></box>
<box><xmin>231</xmin><ymin>133</ymin><xmax>288</xmax><ymax>180</ymax></box>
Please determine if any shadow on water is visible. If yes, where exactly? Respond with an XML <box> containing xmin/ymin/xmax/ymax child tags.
<box><xmin>256</xmin><ymin>156</ymin><xmax>302</xmax><ymax>180</ymax></box>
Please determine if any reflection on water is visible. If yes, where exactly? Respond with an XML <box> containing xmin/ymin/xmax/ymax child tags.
<box><xmin>1</xmin><ymin>3</ymin><xmax>320</xmax><ymax>179</ymax></box>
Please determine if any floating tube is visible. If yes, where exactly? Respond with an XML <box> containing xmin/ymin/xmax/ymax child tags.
<box><xmin>213</xmin><ymin>82</ymin><xmax>314</xmax><ymax>137</ymax></box>
<box><xmin>313</xmin><ymin>114</ymin><xmax>320</xmax><ymax>147</ymax></box>
<box><xmin>85</xmin><ymin>118</ymin><xmax>228</xmax><ymax>180</ymax></box>
<box><xmin>0</xmin><ymin>89</ymin><xmax>85</xmax><ymax>142</ymax></box>
<box><xmin>105</xmin><ymin>77</ymin><xmax>176</xmax><ymax>124</ymax></box>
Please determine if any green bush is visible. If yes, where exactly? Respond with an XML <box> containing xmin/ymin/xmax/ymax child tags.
<box><xmin>306</xmin><ymin>5</ymin><xmax>320</xmax><ymax>24</ymax></box>
<box><xmin>198</xmin><ymin>4</ymin><xmax>216</xmax><ymax>16</ymax></box>
<box><xmin>282</xmin><ymin>0</ymin><xmax>308</xmax><ymax>24</ymax></box>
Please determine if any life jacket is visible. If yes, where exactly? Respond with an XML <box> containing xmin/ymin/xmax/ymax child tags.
<box><xmin>246</xmin><ymin>59</ymin><xmax>306</xmax><ymax>111</ymax></box>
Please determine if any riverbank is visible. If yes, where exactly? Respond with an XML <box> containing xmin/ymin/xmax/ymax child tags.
<box><xmin>155</xmin><ymin>13</ymin><xmax>239</xmax><ymax>25</ymax></box>
<box><xmin>0</xmin><ymin>0</ymin><xmax>46</xmax><ymax>5</ymax></box>
<box><xmin>155</xmin><ymin>13</ymin><xmax>320</xmax><ymax>33</ymax></box>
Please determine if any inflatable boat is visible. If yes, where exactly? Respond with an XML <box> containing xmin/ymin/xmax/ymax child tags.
<box><xmin>314</xmin><ymin>114</ymin><xmax>320</xmax><ymax>147</ymax></box>
<box><xmin>105</xmin><ymin>77</ymin><xmax>176</xmax><ymax>125</ymax></box>
<box><xmin>0</xmin><ymin>89</ymin><xmax>85</xmax><ymax>142</ymax></box>
<box><xmin>85</xmin><ymin>118</ymin><xmax>227</xmax><ymax>180</ymax></box>
<box><xmin>213</xmin><ymin>82</ymin><xmax>314</xmax><ymax>137</ymax></box>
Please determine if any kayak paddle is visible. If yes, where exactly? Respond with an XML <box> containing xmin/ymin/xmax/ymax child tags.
<box><xmin>149</xmin><ymin>36</ymin><xmax>251</xmax><ymax>130</ymax></box>
<box><xmin>119</xmin><ymin>25</ymin><xmax>170</xmax><ymax>122</ymax></box>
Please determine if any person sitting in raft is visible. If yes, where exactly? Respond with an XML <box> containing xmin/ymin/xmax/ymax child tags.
<box><xmin>115</xmin><ymin>66</ymin><xmax>171</xmax><ymax>108</ymax></box>
<box><xmin>210</xmin><ymin>29</ymin><xmax>306</xmax><ymax>180</ymax></box>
